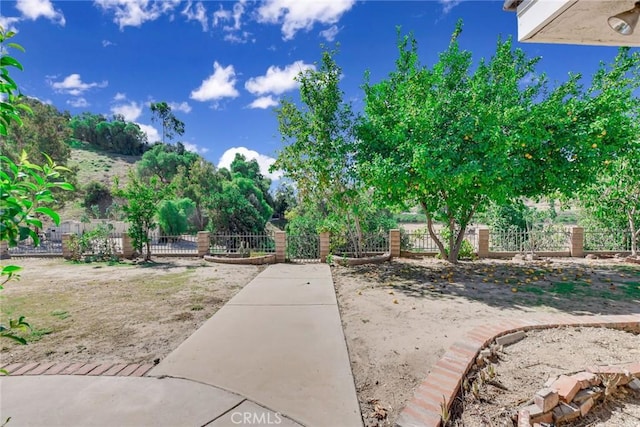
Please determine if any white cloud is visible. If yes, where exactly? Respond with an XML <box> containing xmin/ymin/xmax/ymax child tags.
<box><xmin>245</xmin><ymin>60</ymin><xmax>314</xmax><ymax>96</ymax></box>
<box><xmin>218</xmin><ymin>147</ymin><xmax>283</xmax><ymax>181</ymax></box>
<box><xmin>111</xmin><ymin>101</ymin><xmax>142</xmax><ymax>121</ymax></box>
<box><xmin>136</xmin><ymin>123</ymin><xmax>160</xmax><ymax>143</ymax></box>
<box><xmin>223</xmin><ymin>31</ymin><xmax>253</xmax><ymax>44</ymax></box>
<box><xmin>113</xmin><ymin>92</ymin><xmax>127</xmax><ymax>101</ymax></box>
<box><xmin>50</xmin><ymin>74</ymin><xmax>108</xmax><ymax>96</ymax></box>
<box><xmin>319</xmin><ymin>25</ymin><xmax>340</xmax><ymax>42</ymax></box>
<box><xmin>102</xmin><ymin>39</ymin><xmax>115</xmax><ymax>47</ymax></box>
<box><xmin>16</xmin><ymin>0</ymin><xmax>65</xmax><ymax>25</ymax></box>
<box><xmin>94</xmin><ymin>0</ymin><xmax>180</xmax><ymax>30</ymax></box>
<box><xmin>190</xmin><ymin>62</ymin><xmax>239</xmax><ymax>102</ymax></box>
<box><xmin>212</xmin><ymin>5</ymin><xmax>231</xmax><ymax>27</ymax></box>
<box><xmin>183</xmin><ymin>142</ymin><xmax>208</xmax><ymax>154</ymax></box>
<box><xmin>257</xmin><ymin>0</ymin><xmax>355</xmax><ymax>40</ymax></box>
<box><xmin>0</xmin><ymin>16</ymin><xmax>21</xmax><ymax>33</ymax></box>
<box><xmin>439</xmin><ymin>0</ymin><xmax>463</xmax><ymax>14</ymax></box>
<box><xmin>67</xmin><ymin>97</ymin><xmax>90</xmax><ymax>108</ymax></box>
<box><xmin>248</xmin><ymin>96</ymin><xmax>278</xmax><ymax>110</ymax></box>
<box><xmin>182</xmin><ymin>1</ymin><xmax>208</xmax><ymax>31</ymax></box>
<box><xmin>168</xmin><ymin>101</ymin><xmax>192</xmax><ymax>114</ymax></box>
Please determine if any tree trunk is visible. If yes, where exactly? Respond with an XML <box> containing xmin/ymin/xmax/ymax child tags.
<box><xmin>629</xmin><ymin>211</ymin><xmax>638</xmax><ymax>256</ymax></box>
<box><xmin>422</xmin><ymin>203</ymin><xmax>448</xmax><ymax>261</ymax></box>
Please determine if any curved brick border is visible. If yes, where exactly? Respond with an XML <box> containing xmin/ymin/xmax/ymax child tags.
<box><xmin>396</xmin><ymin>313</ymin><xmax>640</xmax><ymax>427</ymax></box>
<box><xmin>0</xmin><ymin>362</ymin><xmax>154</xmax><ymax>377</ymax></box>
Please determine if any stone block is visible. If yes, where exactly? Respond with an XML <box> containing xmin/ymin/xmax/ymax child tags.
<box><xmin>534</xmin><ymin>388</ymin><xmax>559</xmax><ymax>412</ymax></box>
<box><xmin>495</xmin><ymin>330</ymin><xmax>526</xmax><ymax>347</ymax></box>
<box><xmin>521</xmin><ymin>404</ymin><xmax>553</xmax><ymax>425</ymax></box>
<box><xmin>573</xmin><ymin>387</ymin><xmax>603</xmax><ymax>404</ymax></box>
<box><xmin>628</xmin><ymin>378</ymin><xmax>640</xmax><ymax>392</ymax></box>
<box><xmin>552</xmin><ymin>402</ymin><xmax>580</xmax><ymax>423</ymax></box>
<box><xmin>551</xmin><ymin>375</ymin><xmax>581</xmax><ymax>403</ymax></box>
<box><xmin>579</xmin><ymin>397</ymin><xmax>594</xmax><ymax>416</ymax></box>
<box><xmin>571</xmin><ymin>371</ymin><xmax>600</xmax><ymax>388</ymax></box>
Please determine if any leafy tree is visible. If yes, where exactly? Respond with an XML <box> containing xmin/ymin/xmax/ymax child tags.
<box><xmin>150</xmin><ymin>101</ymin><xmax>185</xmax><ymax>144</ymax></box>
<box><xmin>137</xmin><ymin>142</ymin><xmax>199</xmax><ymax>184</ymax></box>
<box><xmin>113</xmin><ymin>173</ymin><xmax>168</xmax><ymax>261</ymax></box>
<box><xmin>172</xmin><ymin>158</ymin><xmax>223</xmax><ymax>230</ymax></box>
<box><xmin>579</xmin><ymin>147</ymin><xmax>640</xmax><ymax>255</ymax></box>
<box><xmin>210</xmin><ymin>177</ymin><xmax>273</xmax><ymax>234</ymax></box>
<box><xmin>1</xmin><ymin>27</ymin><xmax>73</xmax><ymax>345</ymax></box>
<box><xmin>157</xmin><ymin>198</ymin><xmax>196</xmax><ymax>236</ymax></box>
<box><xmin>230</xmin><ymin>153</ymin><xmax>273</xmax><ymax>208</ymax></box>
<box><xmin>273</xmin><ymin>182</ymin><xmax>296</xmax><ymax>219</ymax></box>
<box><xmin>69</xmin><ymin>112</ymin><xmax>148</xmax><ymax>155</ymax></box>
<box><xmin>3</xmin><ymin>97</ymin><xmax>72</xmax><ymax>165</ymax></box>
<box><xmin>273</xmin><ymin>48</ymin><xmax>369</xmax><ymax>255</ymax></box>
<box><xmin>357</xmin><ymin>22</ymin><xmax>639</xmax><ymax>262</ymax></box>
<box><xmin>82</xmin><ymin>181</ymin><xmax>112</xmax><ymax>218</ymax></box>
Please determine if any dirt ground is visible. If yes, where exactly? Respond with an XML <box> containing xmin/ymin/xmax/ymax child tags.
<box><xmin>1</xmin><ymin>257</ymin><xmax>264</xmax><ymax>364</ymax></box>
<box><xmin>2</xmin><ymin>256</ymin><xmax>639</xmax><ymax>426</ymax></box>
<box><xmin>331</xmin><ymin>257</ymin><xmax>640</xmax><ymax>427</ymax></box>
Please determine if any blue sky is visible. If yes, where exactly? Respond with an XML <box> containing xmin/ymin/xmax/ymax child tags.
<box><xmin>0</xmin><ymin>0</ymin><xmax>626</xmax><ymax>179</ymax></box>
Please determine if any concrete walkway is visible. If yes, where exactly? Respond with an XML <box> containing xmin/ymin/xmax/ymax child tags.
<box><xmin>0</xmin><ymin>264</ymin><xmax>362</xmax><ymax>427</ymax></box>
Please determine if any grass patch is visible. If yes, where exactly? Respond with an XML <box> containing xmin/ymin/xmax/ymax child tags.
<box><xmin>51</xmin><ymin>309</ymin><xmax>70</xmax><ymax>320</ymax></box>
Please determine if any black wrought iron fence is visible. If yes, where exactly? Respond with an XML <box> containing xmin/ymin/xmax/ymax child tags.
<box><xmin>209</xmin><ymin>232</ymin><xmax>275</xmax><ymax>255</ymax></box>
<box><xmin>490</xmin><ymin>226</ymin><xmax>571</xmax><ymax>252</ymax></box>
<box><xmin>330</xmin><ymin>232</ymin><xmax>389</xmax><ymax>257</ymax></box>
<box><xmin>148</xmin><ymin>232</ymin><xmax>198</xmax><ymax>255</ymax></box>
<box><xmin>286</xmin><ymin>233</ymin><xmax>320</xmax><ymax>262</ymax></box>
<box><xmin>402</xmin><ymin>228</ymin><xmax>478</xmax><ymax>252</ymax></box>
<box><xmin>8</xmin><ymin>231</ymin><xmax>63</xmax><ymax>255</ymax></box>
<box><xmin>584</xmin><ymin>230</ymin><xmax>632</xmax><ymax>252</ymax></box>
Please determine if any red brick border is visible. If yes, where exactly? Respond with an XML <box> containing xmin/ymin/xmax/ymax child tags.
<box><xmin>396</xmin><ymin>314</ymin><xmax>640</xmax><ymax>427</ymax></box>
<box><xmin>0</xmin><ymin>362</ymin><xmax>154</xmax><ymax>377</ymax></box>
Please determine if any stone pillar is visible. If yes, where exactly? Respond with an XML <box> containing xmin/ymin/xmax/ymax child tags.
<box><xmin>319</xmin><ymin>232</ymin><xmax>330</xmax><ymax>263</ymax></box>
<box><xmin>122</xmin><ymin>233</ymin><xmax>135</xmax><ymax>259</ymax></box>
<box><xmin>197</xmin><ymin>231</ymin><xmax>210</xmax><ymax>257</ymax></box>
<box><xmin>275</xmin><ymin>231</ymin><xmax>286</xmax><ymax>263</ymax></box>
<box><xmin>389</xmin><ymin>229</ymin><xmax>401</xmax><ymax>259</ymax></box>
<box><xmin>0</xmin><ymin>241</ymin><xmax>10</xmax><ymax>260</ymax></box>
<box><xmin>570</xmin><ymin>226</ymin><xmax>584</xmax><ymax>258</ymax></box>
<box><xmin>62</xmin><ymin>233</ymin><xmax>73</xmax><ymax>259</ymax></box>
<box><xmin>478</xmin><ymin>228</ymin><xmax>490</xmax><ymax>259</ymax></box>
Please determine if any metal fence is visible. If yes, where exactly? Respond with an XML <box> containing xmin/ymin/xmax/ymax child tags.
<box><xmin>330</xmin><ymin>232</ymin><xmax>389</xmax><ymax>257</ymax></box>
<box><xmin>584</xmin><ymin>229</ymin><xmax>632</xmax><ymax>252</ymax></box>
<box><xmin>8</xmin><ymin>231</ymin><xmax>64</xmax><ymax>256</ymax></box>
<box><xmin>209</xmin><ymin>232</ymin><xmax>275</xmax><ymax>255</ymax></box>
<box><xmin>148</xmin><ymin>233</ymin><xmax>198</xmax><ymax>255</ymax></box>
<box><xmin>402</xmin><ymin>228</ymin><xmax>478</xmax><ymax>252</ymax></box>
<box><xmin>286</xmin><ymin>233</ymin><xmax>320</xmax><ymax>262</ymax></box>
<box><xmin>489</xmin><ymin>226</ymin><xmax>571</xmax><ymax>252</ymax></box>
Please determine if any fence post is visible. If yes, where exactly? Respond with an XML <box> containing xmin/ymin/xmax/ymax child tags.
<box><xmin>275</xmin><ymin>231</ymin><xmax>286</xmax><ymax>263</ymax></box>
<box><xmin>61</xmin><ymin>233</ymin><xmax>72</xmax><ymax>259</ymax></box>
<box><xmin>122</xmin><ymin>233</ymin><xmax>135</xmax><ymax>259</ymax></box>
<box><xmin>0</xmin><ymin>241</ymin><xmax>9</xmax><ymax>260</ymax></box>
<box><xmin>477</xmin><ymin>228</ymin><xmax>489</xmax><ymax>258</ymax></box>
<box><xmin>197</xmin><ymin>231</ymin><xmax>210</xmax><ymax>257</ymax></box>
<box><xmin>389</xmin><ymin>229</ymin><xmax>401</xmax><ymax>259</ymax></box>
<box><xmin>319</xmin><ymin>232</ymin><xmax>330</xmax><ymax>263</ymax></box>
<box><xmin>570</xmin><ymin>226</ymin><xmax>584</xmax><ymax>258</ymax></box>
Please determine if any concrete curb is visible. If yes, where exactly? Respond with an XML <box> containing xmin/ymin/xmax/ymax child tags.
<box><xmin>395</xmin><ymin>313</ymin><xmax>640</xmax><ymax>427</ymax></box>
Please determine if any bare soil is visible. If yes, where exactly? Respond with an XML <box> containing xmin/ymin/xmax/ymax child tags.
<box><xmin>332</xmin><ymin>257</ymin><xmax>640</xmax><ymax>426</ymax></box>
<box><xmin>1</xmin><ymin>258</ymin><xmax>264</xmax><ymax>364</ymax></box>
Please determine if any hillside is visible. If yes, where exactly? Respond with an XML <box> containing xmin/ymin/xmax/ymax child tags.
<box><xmin>58</xmin><ymin>144</ymin><xmax>140</xmax><ymax>221</ymax></box>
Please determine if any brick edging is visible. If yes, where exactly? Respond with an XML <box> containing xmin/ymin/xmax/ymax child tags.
<box><xmin>395</xmin><ymin>314</ymin><xmax>640</xmax><ymax>427</ymax></box>
<box><xmin>0</xmin><ymin>362</ymin><xmax>155</xmax><ymax>377</ymax></box>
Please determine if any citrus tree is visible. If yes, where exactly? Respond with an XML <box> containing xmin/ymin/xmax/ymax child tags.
<box><xmin>357</xmin><ymin>22</ymin><xmax>639</xmax><ymax>262</ymax></box>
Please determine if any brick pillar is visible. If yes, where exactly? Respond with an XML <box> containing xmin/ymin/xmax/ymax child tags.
<box><xmin>0</xmin><ymin>241</ymin><xmax>9</xmax><ymax>260</ymax></box>
<box><xmin>389</xmin><ymin>229</ymin><xmax>401</xmax><ymax>259</ymax></box>
<box><xmin>319</xmin><ymin>232</ymin><xmax>330</xmax><ymax>263</ymax></box>
<box><xmin>275</xmin><ymin>231</ymin><xmax>286</xmax><ymax>263</ymax></box>
<box><xmin>570</xmin><ymin>226</ymin><xmax>584</xmax><ymax>258</ymax></box>
<box><xmin>478</xmin><ymin>228</ymin><xmax>489</xmax><ymax>258</ymax></box>
<box><xmin>197</xmin><ymin>231</ymin><xmax>210</xmax><ymax>257</ymax></box>
<box><xmin>122</xmin><ymin>233</ymin><xmax>135</xmax><ymax>259</ymax></box>
<box><xmin>62</xmin><ymin>233</ymin><xmax>72</xmax><ymax>259</ymax></box>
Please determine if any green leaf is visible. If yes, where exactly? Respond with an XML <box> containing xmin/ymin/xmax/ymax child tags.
<box><xmin>0</xmin><ymin>55</ymin><xmax>23</xmax><ymax>70</ymax></box>
<box><xmin>34</xmin><ymin>207</ymin><xmax>60</xmax><ymax>224</ymax></box>
<box><xmin>1</xmin><ymin>265</ymin><xmax>22</xmax><ymax>274</ymax></box>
